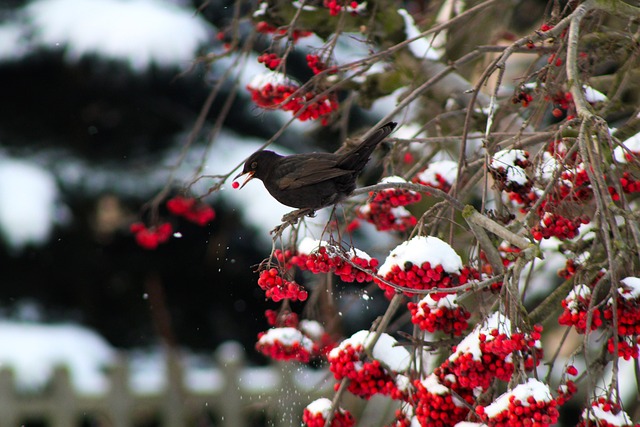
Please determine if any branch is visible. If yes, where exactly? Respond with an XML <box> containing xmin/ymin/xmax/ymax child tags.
<box><xmin>462</xmin><ymin>206</ymin><xmax>534</xmax><ymax>251</ymax></box>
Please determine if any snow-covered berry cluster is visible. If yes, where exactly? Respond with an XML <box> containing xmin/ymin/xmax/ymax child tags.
<box><xmin>166</xmin><ymin>196</ymin><xmax>215</xmax><ymax>226</ymax></box>
<box><xmin>532</xmin><ymin>145</ymin><xmax>593</xmax><ymax>240</ymax></box>
<box><xmin>604</xmin><ymin>277</ymin><xmax>640</xmax><ymax>359</ymax></box>
<box><xmin>494</xmin><ymin>140</ymin><xmax>594</xmax><ymax>240</ymax></box>
<box><xmin>407</xmin><ymin>294</ymin><xmax>470</xmax><ymax>336</ymax></box>
<box><xmin>289</xmin><ymin>238</ymin><xmax>378</xmax><ymax>283</ymax></box>
<box><xmin>441</xmin><ymin>313</ymin><xmax>543</xmax><ymax>390</ymax></box>
<box><xmin>256</xmin><ymin>327</ymin><xmax>313</xmax><ymax>363</ymax></box>
<box><xmin>356</xmin><ymin>176</ymin><xmax>420</xmax><ymax>232</ymax></box>
<box><xmin>577</xmin><ymin>397</ymin><xmax>636</xmax><ymax>427</ymax></box>
<box><xmin>476</xmin><ymin>378</ymin><xmax>560</xmax><ymax>427</ymax></box>
<box><xmin>257</xmin><ymin>268</ymin><xmax>308</xmax><ymax>302</ymax></box>
<box><xmin>412</xmin><ymin>374</ymin><xmax>474</xmax><ymax>427</ymax></box>
<box><xmin>413</xmin><ymin>160</ymin><xmax>458</xmax><ymax>193</ymax></box>
<box><xmin>247</xmin><ymin>73</ymin><xmax>338</xmax><ymax>125</ymax></box>
<box><xmin>302</xmin><ymin>398</ymin><xmax>355</xmax><ymax>427</ymax></box>
<box><xmin>605</xmin><ymin>277</ymin><xmax>640</xmax><ymax>336</ymax></box>
<box><xmin>489</xmin><ymin>149</ymin><xmax>531</xmax><ymax>193</ymax></box>
<box><xmin>375</xmin><ymin>236</ymin><xmax>477</xmax><ymax>299</ymax></box>
<box><xmin>558</xmin><ymin>284</ymin><xmax>602</xmax><ymax>333</ymax></box>
<box><xmin>327</xmin><ymin>330</ymin><xmax>410</xmax><ymax>400</ymax></box>
<box><xmin>262</xmin><ymin>310</ymin><xmax>334</xmax><ymax>359</ymax></box>
<box><xmin>130</xmin><ymin>222</ymin><xmax>172</xmax><ymax>250</ymax></box>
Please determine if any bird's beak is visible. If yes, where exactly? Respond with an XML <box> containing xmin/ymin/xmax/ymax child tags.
<box><xmin>234</xmin><ymin>170</ymin><xmax>255</xmax><ymax>189</ymax></box>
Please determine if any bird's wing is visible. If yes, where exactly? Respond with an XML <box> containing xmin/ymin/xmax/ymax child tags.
<box><xmin>275</xmin><ymin>156</ymin><xmax>352</xmax><ymax>190</ymax></box>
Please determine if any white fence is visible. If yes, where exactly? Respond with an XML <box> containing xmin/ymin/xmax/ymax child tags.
<box><xmin>0</xmin><ymin>342</ymin><xmax>338</xmax><ymax>427</ymax></box>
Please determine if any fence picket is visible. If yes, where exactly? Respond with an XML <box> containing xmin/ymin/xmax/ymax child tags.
<box><xmin>0</xmin><ymin>342</ymin><xmax>333</xmax><ymax>426</ymax></box>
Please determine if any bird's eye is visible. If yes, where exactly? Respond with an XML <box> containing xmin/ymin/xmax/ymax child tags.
<box><xmin>251</xmin><ymin>161</ymin><xmax>258</xmax><ymax>169</ymax></box>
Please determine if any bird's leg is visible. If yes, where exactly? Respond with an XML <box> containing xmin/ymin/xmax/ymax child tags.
<box><xmin>281</xmin><ymin>208</ymin><xmax>315</xmax><ymax>223</ymax></box>
<box><xmin>270</xmin><ymin>208</ymin><xmax>315</xmax><ymax>237</ymax></box>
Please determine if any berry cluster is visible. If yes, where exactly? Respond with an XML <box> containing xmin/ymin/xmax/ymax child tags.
<box><xmin>479</xmin><ymin>242</ymin><xmax>521</xmax><ymax>281</ymax></box>
<box><xmin>376</xmin><ymin>236</ymin><xmax>477</xmax><ymax>299</ymax></box>
<box><xmin>130</xmin><ymin>222</ymin><xmax>172</xmax><ymax>250</ymax></box>
<box><xmin>257</xmin><ymin>53</ymin><xmax>282</xmax><ymax>70</ymax></box>
<box><xmin>546</xmin><ymin>91</ymin><xmax>575</xmax><ymax>120</ymax></box>
<box><xmin>389</xmin><ymin>403</ymin><xmax>425</xmax><ymax>427</ymax></box>
<box><xmin>578</xmin><ymin>397</ymin><xmax>636</xmax><ymax>427</ymax></box>
<box><xmin>376</xmin><ymin>262</ymin><xmax>477</xmax><ymax>299</ymax></box>
<box><xmin>407</xmin><ymin>294</ymin><xmax>470</xmax><ymax>336</ymax></box>
<box><xmin>306</xmin><ymin>54</ymin><xmax>336</xmax><ymax>75</ymax></box>
<box><xmin>256</xmin><ymin>327</ymin><xmax>313</xmax><ymax>363</ymax></box>
<box><xmin>254</xmin><ymin>21</ymin><xmax>312</xmax><ymax>42</ymax></box>
<box><xmin>370</xmin><ymin>184</ymin><xmax>422</xmax><ymax>208</ymax></box>
<box><xmin>265</xmin><ymin>308</ymin><xmax>299</xmax><ymax>328</ymax></box>
<box><xmin>166</xmin><ymin>196</ymin><xmax>215</xmax><ymax>226</ymax></box>
<box><xmin>531</xmin><ymin>210</ymin><xmax>590</xmax><ymax>241</ymax></box>
<box><xmin>247</xmin><ymin>78</ymin><xmax>339</xmax><ymax>125</ymax></box>
<box><xmin>323</xmin><ymin>0</ymin><xmax>366</xmax><ymax>16</ymax></box>
<box><xmin>558</xmin><ymin>258</ymin><xmax>579</xmax><ymax>279</ymax></box>
<box><xmin>615</xmin><ymin>172</ymin><xmax>640</xmax><ymax>196</ymax></box>
<box><xmin>512</xmin><ymin>86</ymin><xmax>534</xmax><ymax>107</ymax></box>
<box><xmin>556</xmin><ymin>376</ymin><xmax>578</xmax><ymax>406</ymax></box>
<box><xmin>302</xmin><ymin>398</ymin><xmax>355</xmax><ymax>427</ymax></box>
<box><xmin>288</xmin><ymin>239</ymin><xmax>379</xmax><ymax>283</ymax></box>
<box><xmin>558</xmin><ymin>284</ymin><xmax>602</xmax><ymax>333</ymax></box>
<box><xmin>606</xmin><ymin>335</ymin><xmax>639</xmax><ymax>360</ymax></box>
<box><xmin>328</xmin><ymin>343</ymin><xmax>402</xmax><ymax>399</ymax></box>
<box><xmin>559</xmin><ymin>165</ymin><xmax>592</xmax><ymax>201</ymax></box>
<box><xmin>356</xmin><ymin>204</ymin><xmax>417</xmax><ymax>232</ymax></box>
<box><xmin>356</xmin><ymin>177</ymin><xmax>421</xmax><ymax>232</ymax></box>
<box><xmin>412</xmin><ymin>374</ymin><xmax>473</xmax><ymax>427</ymax></box>
<box><xmin>413</xmin><ymin>160</ymin><xmax>458</xmax><ymax>193</ymax></box>
<box><xmin>257</xmin><ymin>268</ymin><xmax>308</xmax><ymax>302</ymax></box>
<box><xmin>476</xmin><ymin>379</ymin><xmax>560</xmax><ymax>427</ymax></box>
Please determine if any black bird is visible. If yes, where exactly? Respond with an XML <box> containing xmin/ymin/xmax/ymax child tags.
<box><xmin>234</xmin><ymin>122</ymin><xmax>397</xmax><ymax>210</ymax></box>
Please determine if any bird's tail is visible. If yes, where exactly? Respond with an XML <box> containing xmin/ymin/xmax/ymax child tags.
<box><xmin>337</xmin><ymin>122</ymin><xmax>397</xmax><ymax>171</ymax></box>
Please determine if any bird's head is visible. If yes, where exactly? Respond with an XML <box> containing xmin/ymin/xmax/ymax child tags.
<box><xmin>233</xmin><ymin>150</ymin><xmax>279</xmax><ymax>189</ymax></box>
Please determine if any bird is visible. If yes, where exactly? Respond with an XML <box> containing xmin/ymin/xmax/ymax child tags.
<box><xmin>234</xmin><ymin>122</ymin><xmax>397</xmax><ymax>210</ymax></box>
